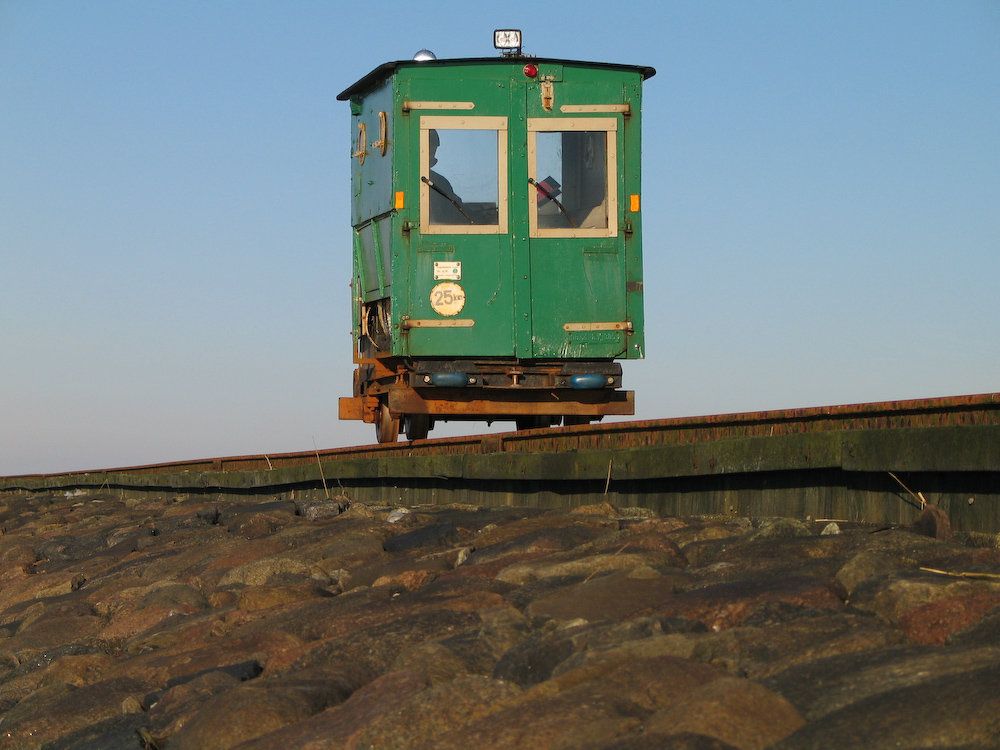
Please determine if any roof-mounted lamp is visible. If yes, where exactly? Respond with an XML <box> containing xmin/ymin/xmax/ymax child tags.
<box><xmin>494</xmin><ymin>29</ymin><xmax>522</xmax><ymax>56</ymax></box>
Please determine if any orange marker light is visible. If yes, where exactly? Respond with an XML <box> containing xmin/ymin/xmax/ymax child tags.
<box><xmin>394</xmin><ymin>191</ymin><xmax>405</xmax><ymax>209</ymax></box>
<box><xmin>630</xmin><ymin>194</ymin><xmax>640</xmax><ymax>212</ymax></box>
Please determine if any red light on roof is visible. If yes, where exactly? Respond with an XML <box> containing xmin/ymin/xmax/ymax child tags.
<box><xmin>523</xmin><ymin>64</ymin><xmax>538</xmax><ymax>78</ymax></box>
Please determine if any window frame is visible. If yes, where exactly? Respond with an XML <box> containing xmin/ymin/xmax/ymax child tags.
<box><xmin>419</xmin><ymin>115</ymin><xmax>509</xmax><ymax>236</ymax></box>
<box><xmin>527</xmin><ymin>117</ymin><xmax>619</xmax><ymax>239</ymax></box>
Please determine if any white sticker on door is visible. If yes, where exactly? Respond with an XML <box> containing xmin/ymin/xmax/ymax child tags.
<box><xmin>433</xmin><ymin>261</ymin><xmax>462</xmax><ymax>280</ymax></box>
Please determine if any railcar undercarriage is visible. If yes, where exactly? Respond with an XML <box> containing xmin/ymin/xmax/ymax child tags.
<box><xmin>339</xmin><ymin>356</ymin><xmax>634</xmax><ymax>442</ymax></box>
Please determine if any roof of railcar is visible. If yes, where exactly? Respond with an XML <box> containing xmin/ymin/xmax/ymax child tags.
<box><xmin>337</xmin><ymin>57</ymin><xmax>656</xmax><ymax>101</ymax></box>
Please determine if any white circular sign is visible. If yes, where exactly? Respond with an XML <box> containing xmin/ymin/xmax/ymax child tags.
<box><xmin>430</xmin><ymin>282</ymin><xmax>466</xmax><ymax>317</ymax></box>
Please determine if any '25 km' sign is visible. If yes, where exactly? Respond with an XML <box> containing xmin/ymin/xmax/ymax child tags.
<box><xmin>429</xmin><ymin>282</ymin><xmax>466</xmax><ymax>316</ymax></box>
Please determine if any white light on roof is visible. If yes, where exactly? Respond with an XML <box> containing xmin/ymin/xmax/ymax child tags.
<box><xmin>493</xmin><ymin>29</ymin><xmax>522</xmax><ymax>55</ymax></box>
<box><xmin>413</xmin><ymin>49</ymin><xmax>437</xmax><ymax>62</ymax></box>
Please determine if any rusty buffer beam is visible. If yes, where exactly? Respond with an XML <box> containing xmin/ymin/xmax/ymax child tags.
<box><xmin>3</xmin><ymin>393</ymin><xmax>998</xmax><ymax>532</ymax></box>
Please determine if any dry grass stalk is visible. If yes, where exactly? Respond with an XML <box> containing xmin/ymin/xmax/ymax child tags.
<box><xmin>920</xmin><ymin>566</ymin><xmax>1000</xmax><ymax>581</ymax></box>
<box><xmin>583</xmin><ymin>542</ymin><xmax>630</xmax><ymax>583</ymax></box>
<box><xmin>889</xmin><ymin>471</ymin><xmax>926</xmax><ymax>510</ymax></box>
<box><xmin>312</xmin><ymin>437</ymin><xmax>330</xmax><ymax>500</ymax></box>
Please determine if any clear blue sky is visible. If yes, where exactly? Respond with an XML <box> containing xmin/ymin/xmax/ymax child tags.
<box><xmin>2</xmin><ymin>1</ymin><xmax>998</xmax><ymax>475</ymax></box>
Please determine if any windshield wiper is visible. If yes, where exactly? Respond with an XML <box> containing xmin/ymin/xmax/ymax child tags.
<box><xmin>421</xmin><ymin>176</ymin><xmax>474</xmax><ymax>224</ymax></box>
<box><xmin>528</xmin><ymin>177</ymin><xmax>577</xmax><ymax>228</ymax></box>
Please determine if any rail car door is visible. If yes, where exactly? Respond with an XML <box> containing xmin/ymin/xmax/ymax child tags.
<box><xmin>403</xmin><ymin>102</ymin><xmax>518</xmax><ymax>359</ymax></box>
<box><xmin>402</xmin><ymin>70</ymin><xmax>639</xmax><ymax>361</ymax></box>
<box><xmin>516</xmin><ymin>73</ymin><xmax>636</xmax><ymax>360</ymax></box>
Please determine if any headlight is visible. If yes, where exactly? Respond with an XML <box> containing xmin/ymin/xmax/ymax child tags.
<box><xmin>493</xmin><ymin>29</ymin><xmax>522</xmax><ymax>54</ymax></box>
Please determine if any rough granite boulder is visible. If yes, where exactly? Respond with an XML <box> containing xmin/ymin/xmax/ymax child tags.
<box><xmin>0</xmin><ymin>491</ymin><xmax>997</xmax><ymax>750</ymax></box>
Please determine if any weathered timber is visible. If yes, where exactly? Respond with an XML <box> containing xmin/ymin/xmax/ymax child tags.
<box><xmin>3</xmin><ymin>423</ymin><xmax>998</xmax><ymax>532</ymax></box>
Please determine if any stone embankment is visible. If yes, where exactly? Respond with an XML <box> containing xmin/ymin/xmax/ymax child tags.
<box><xmin>1</xmin><ymin>490</ymin><xmax>999</xmax><ymax>749</ymax></box>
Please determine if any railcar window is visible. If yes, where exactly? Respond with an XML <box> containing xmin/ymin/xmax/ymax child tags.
<box><xmin>528</xmin><ymin>118</ymin><xmax>618</xmax><ymax>238</ymax></box>
<box><xmin>534</xmin><ymin>131</ymin><xmax>607</xmax><ymax>229</ymax></box>
<box><xmin>419</xmin><ymin>116</ymin><xmax>508</xmax><ymax>235</ymax></box>
<box><xmin>428</xmin><ymin>129</ymin><xmax>497</xmax><ymax>224</ymax></box>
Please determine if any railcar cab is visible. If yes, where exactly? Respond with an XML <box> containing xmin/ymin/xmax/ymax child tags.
<box><xmin>338</xmin><ymin>32</ymin><xmax>654</xmax><ymax>442</ymax></box>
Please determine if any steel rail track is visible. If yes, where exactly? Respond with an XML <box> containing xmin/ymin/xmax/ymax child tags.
<box><xmin>3</xmin><ymin>392</ymin><xmax>997</xmax><ymax>481</ymax></box>
<box><xmin>3</xmin><ymin>392</ymin><xmax>998</xmax><ymax>531</ymax></box>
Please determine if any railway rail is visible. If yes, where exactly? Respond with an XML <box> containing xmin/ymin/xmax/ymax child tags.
<box><xmin>3</xmin><ymin>393</ymin><xmax>999</xmax><ymax>532</ymax></box>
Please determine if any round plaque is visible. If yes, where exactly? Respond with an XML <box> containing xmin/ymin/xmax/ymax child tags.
<box><xmin>429</xmin><ymin>282</ymin><xmax>466</xmax><ymax>317</ymax></box>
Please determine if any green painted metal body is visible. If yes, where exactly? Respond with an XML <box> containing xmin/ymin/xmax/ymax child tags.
<box><xmin>340</xmin><ymin>58</ymin><xmax>651</xmax><ymax>362</ymax></box>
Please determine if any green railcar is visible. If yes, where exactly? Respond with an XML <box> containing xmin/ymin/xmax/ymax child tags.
<box><xmin>338</xmin><ymin>35</ymin><xmax>654</xmax><ymax>442</ymax></box>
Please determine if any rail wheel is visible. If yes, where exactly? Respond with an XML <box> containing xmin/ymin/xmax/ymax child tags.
<box><xmin>375</xmin><ymin>402</ymin><xmax>399</xmax><ymax>443</ymax></box>
<box><xmin>404</xmin><ymin>414</ymin><xmax>430</xmax><ymax>441</ymax></box>
<box><xmin>515</xmin><ymin>416</ymin><xmax>550</xmax><ymax>431</ymax></box>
